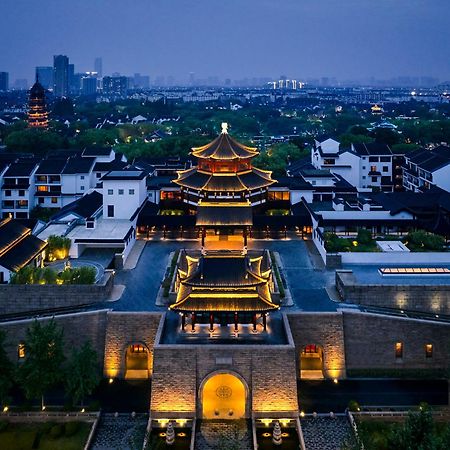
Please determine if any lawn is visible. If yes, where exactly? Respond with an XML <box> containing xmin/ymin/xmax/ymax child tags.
<box><xmin>0</xmin><ymin>421</ymin><xmax>91</xmax><ymax>450</ymax></box>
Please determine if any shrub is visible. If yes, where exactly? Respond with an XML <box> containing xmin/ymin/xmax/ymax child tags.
<box><xmin>405</xmin><ymin>230</ymin><xmax>445</xmax><ymax>252</ymax></box>
<box><xmin>0</xmin><ymin>420</ymin><xmax>8</xmax><ymax>432</ymax></box>
<box><xmin>10</xmin><ymin>266</ymin><xmax>96</xmax><ymax>285</ymax></box>
<box><xmin>269</xmin><ymin>251</ymin><xmax>285</xmax><ymax>299</ymax></box>
<box><xmin>70</xmin><ymin>266</ymin><xmax>96</xmax><ymax>284</ymax></box>
<box><xmin>324</xmin><ymin>232</ymin><xmax>352</xmax><ymax>252</ymax></box>
<box><xmin>357</xmin><ymin>228</ymin><xmax>372</xmax><ymax>245</ymax></box>
<box><xmin>162</xmin><ymin>250</ymin><xmax>179</xmax><ymax>297</ymax></box>
<box><xmin>49</xmin><ymin>424</ymin><xmax>64</xmax><ymax>439</ymax></box>
<box><xmin>64</xmin><ymin>421</ymin><xmax>80</xmax><ymax>437</ymax></box>
<box><xmin>348</xmin><ymin>400</ymin><xmax>360</xmax><ymax>412</ymax></box>
<box><xmin>10</xmin><ymin>265</ymin><xmax>35</xmax><ymax>284</ymax></box>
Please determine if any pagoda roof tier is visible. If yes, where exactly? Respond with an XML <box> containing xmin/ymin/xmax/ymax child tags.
<box><xmin>196</xmin><ymin>201</ymin><xmax>253</xmax><ymax>227</ymax></box>
<box><xmin>170</xmin><ymin>251</ymin><xmax>278</xmax><ymax>313</ymax></box>
<box><xmin>191</xmin><ymin>130</ymin><xmax>258</xmax><ymax>160</ymax></box>
<box><xmin>173</xmin><ymin>168</ymin><xmax>276</xmax><ymax>192</ymax></box>
<box><xmin>170</xmin><ymin>291</ymin><xmax>275</xmax><ymax>313</ymax></box>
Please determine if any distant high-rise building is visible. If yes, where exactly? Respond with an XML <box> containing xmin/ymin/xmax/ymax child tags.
<box><xmin>35</xmin><ymin>67</ymin><xmax>53</xmax><ymax>90</ymax></box>
<box><xmin>53</xmin><ymin>55</ymin><xmax>69</xmax><ymax>97</ymax></box>
<box><xmin>81</xmin><ymin>74</ymin><xmax>98</xmax><ymax>96</ymax></box>
<box><xmin>94</xmin><ymin>57</ymin><xmax>103</xmax><ymax>78</ymax></box>
<box><xmin>189</xmin><ymin>72</ymin><xmax>195</xmax><ymax>86</ymax></box>
<box><xmin>68</xmin><ymin>63</ymin><xmax>77</xmax><ymax>94</ymax></box>
<box><xmin>70</xmin><ymin>73</ymin><xmax>83</xmax><ymax>95</ymax></box>
<box><xmin>0</xmin><ymin>72</ymin><xmax>8</xmax><ymax>91</ymax></box>
<box><xmin>133</xmin><ymin>73</ymin><xmax>150</xmax><ymax>89</ymax></box>
<box><xmin>28</xmin><ymin>76</ymin><xmax>48</xmax><ymax>129</ymax></box>
<box><xmin>102</xmin><ymin>76</ymin><xmax>128</xmax><ymax>97</ymax></box>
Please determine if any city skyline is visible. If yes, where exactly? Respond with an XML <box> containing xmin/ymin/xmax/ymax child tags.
<box><xmin>1</xmin><ymin>0</ymin><xmax>450</xmax><ymax>85</ymax></box>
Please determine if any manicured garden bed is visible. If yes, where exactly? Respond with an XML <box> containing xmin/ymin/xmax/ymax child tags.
<box><xmin>0</xmin><ymin>421</ymin><xmax>91</xmax><ymax>450</ymax></box>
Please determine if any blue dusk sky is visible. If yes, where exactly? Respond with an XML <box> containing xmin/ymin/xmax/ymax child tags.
<box><xmin>1</xmin><ymin>0</ymin><xmax>449</xmax><ymax>83</ymax></box>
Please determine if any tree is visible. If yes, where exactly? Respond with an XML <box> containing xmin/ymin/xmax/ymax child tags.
<box><xmin>65</xmin><ymin>341</ymin><xmax>100</xmax><ymax>407</ymax></box>
<box><xmin>47</xmin><ymin>235</ymin><xmax>71</xmax><ymax>260</ymax></box>
<box><xmin>52</xmin><ymin>98</ymin><xmax>75</xmax><ymax>118</ymax></box>
<box><xmin>387</xmin><ymin>407</ymin><xmax>436</xmax><ymax>450</ymax></box>
<box><xmin>405</xmin><ymin>230</ymin><xmax>445</xmax><ymax>252</ymax></box>
<box><xmin>357</xmin><ymin>228</ymin><xmax>373</xmax><ymax>245</ymax></box>
<box><xmin>5</xmin><ymin>128</ymin><xmax>64</xmax><ymax>154</ymax></box>
<box><xmin>17</xmin><ymin>320</ymin><xmax>65</xmax><ymax>409</ymax></box>
<box><xmin>338</xmin><ymin>133</ymin><xmax>374</xmax><ymax>148</ymax></box>
<box><xmin>0</xmin><ymin>330</ymin><xmax>13</xmax><ymax>407</ymax></box>
<box><xmin>253</xmin><ymin>143</ymin><xmax>309</xmax><ymax>177</ymax></box>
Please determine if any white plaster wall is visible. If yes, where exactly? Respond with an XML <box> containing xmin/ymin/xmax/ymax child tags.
<box><xmin>432</xmin><ymin>166</ymin><xmax>450</xmax><ymax>193</ymax></box>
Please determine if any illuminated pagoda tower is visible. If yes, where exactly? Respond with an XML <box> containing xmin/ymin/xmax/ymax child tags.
<box><xmin>173</xmin><ymin>123</ymin><xmax>276</xmax><ymax>245</ymax></box>
<box><xmin>170</xmin><ymin>249</ymin><xmax>279</xmax><ymax>330</ymax></box>
<box><xmin>28</xmin><ymin>76</ymin><xmax>49</xmax><ymax>129</ymax></box>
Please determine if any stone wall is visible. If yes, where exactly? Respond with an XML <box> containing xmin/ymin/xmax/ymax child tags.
<box><xmin>336</xmin><ymin>270</ymin><xmax>450</xmax><ymax>315</ymax></box>
<box><xmin>103</xmin><ymin>312</ymin><xmax>163</xmax><ymax>378</ymax></box>
<box><xmin>287</xmin><ymin>312</ymin><xmax>347</xmax><ymax>379</ymax></box>
<box><xmin>342</xmin><ymin>311</ymin><xmax>450</xmax><ymax>373</ymax></box>
<box><xmin>0</xmin><ymin>310</ymin><xmax>108</xmax><ymax>369</ymax></box>
<box><xmin>150</xmin><ymin>317</ymin><xmax>299</xmax><ymax>420</ymax></box>
<box><xmin>0</xmin><ymin>271</ymin><xmax>114</xmax><ymax>316</ymax></box>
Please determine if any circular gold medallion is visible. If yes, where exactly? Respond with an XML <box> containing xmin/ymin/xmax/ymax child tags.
<box><xmin>215</xmin><ymin>385</ymin><xmax>232</xmax><ymax>398</ymax></box>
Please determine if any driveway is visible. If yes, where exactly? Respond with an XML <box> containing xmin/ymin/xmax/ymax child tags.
<box><xmin>112</xmin><ymin>237</ymin><xmax>341</xmax><ymax>313</ymax></box>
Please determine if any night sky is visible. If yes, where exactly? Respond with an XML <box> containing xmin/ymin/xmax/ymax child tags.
<box><xmin>1</xmin><ymin>0</ymin><xmax>450</xmax><ymax>83</ymax></box>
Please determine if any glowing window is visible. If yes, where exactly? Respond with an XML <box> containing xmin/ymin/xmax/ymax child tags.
<box><xmin>425</xmin><ymin>344</ymin><xmax>433</xmax><ymax>358</ymax></box>
<box><xmin>304</xmin><ymin>344</ymin><xmax>318</xmax><ymax>354</ymax></box>
<box><xmin>395</xmin><ymin>342</ymin><xmax>403</xmax><ymax>358</ymax></box>
<box><xmin>130</xmin><ymin>344</ymin><xmax>146</xmax><ymax>353</ymax></box>
<box><xmin>380</xmin><ymin>268</ymin><xmax>450</xmax><ymax>275</ymax></box>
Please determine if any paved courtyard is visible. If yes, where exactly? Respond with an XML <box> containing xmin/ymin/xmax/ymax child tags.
<box><xmin>112</xmin><ymin>236</ymin><xmax>342</xmax><ymax>313</ymax></box>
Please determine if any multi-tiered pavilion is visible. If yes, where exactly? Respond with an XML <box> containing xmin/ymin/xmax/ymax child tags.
<box><xmin>173</xmin><ymin>123</ymin><xmax>276</xmax><ymax>245</ymax></box>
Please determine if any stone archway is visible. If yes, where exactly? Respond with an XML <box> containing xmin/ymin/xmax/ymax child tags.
<box><xmin>200</xmin><ymin>372</ymin><xmax>247</xmax><ymax>419</ymax></box>
<box><xmin>125</xmin><ymin>343</ymin><xmax>149</xmax><ymax>379</ymax></box>
<box><xmin>300</xmin><ymin>344</ymin><xmax>324</xmax><ymax>380</ymax></box>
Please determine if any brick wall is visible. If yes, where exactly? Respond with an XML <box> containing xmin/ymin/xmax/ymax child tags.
<box><xmin>342</xmin><ymin>311</ymin><xmax>450</xmax><ymax>372</ymax></box>
<box><xmin>150</xmin><ymin>344</ymin><xmax>299</xmax><ymax>419</ymax></box>
<box><xmin>287</xmin><ymin>312</ymin><xmax>347</xmax><ymax>379</ymax></box>
<box><xmin>103</xmin><ymin>312</ymin><xmax>163</xmax><ymax>378</ymax></box>
<box><xmin>336</xmin><ymin>271</ymin><xmax>450</xmax><ymax>315</ymax></box>
<box><xmin>0</xmin><ymin>310</ymin><xmax>108</xmax><ymax>369</ymax></box>
<box><xmin>0</xmin><ymin>271</ymin><xmax>114</xmax><ymax>316</ymax></box>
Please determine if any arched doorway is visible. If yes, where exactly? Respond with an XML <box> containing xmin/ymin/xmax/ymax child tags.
<box><xmin>200</xmin><ymin>372</ymin><xmax>247</xmax><ymax>419</ymax></box>
<box><xmin>125</xmin><ymin>343</ymin><xmax>149</xmax><ymax>379</ymax></box>
<box><xmin>300</xmin><ymin>344</ymin><xmax>324</xmax><ymax>380</ymax></box>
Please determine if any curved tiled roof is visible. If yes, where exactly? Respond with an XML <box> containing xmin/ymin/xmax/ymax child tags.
<box><xmin>173</xmin><ymin>168</ymin><xmax>276</xmax><ymax>192</ymax></box>
<box><xmin>170</xmin><ymin>251</ymin><xmax>278</xmax><ymax>313</ymax></box>
<box><xmin>191</xmin><ymin>131</ymin><xmax>258</xmax><ymax>160</ymax></box>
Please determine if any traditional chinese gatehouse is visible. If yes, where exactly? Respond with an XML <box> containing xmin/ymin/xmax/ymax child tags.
<box><xmin>173</xmin><ymin>123</ymin><xmax>276</xmax><ymax>244</ymax></box>
<box><xmin>170</xmin><ymin>249</ymin><xmax>279</xmax><ymax>329</ymax></box>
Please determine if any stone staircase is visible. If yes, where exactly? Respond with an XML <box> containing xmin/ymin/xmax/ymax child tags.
<box><xmin>301</xmin><ymin>415</ymin><xmax>353</xmax><ymax>450</ymax></box>
<box><xmin>195</xmin><ymin>419</ymin><xmax>252</xmax><ymax>450</ymax></box>
<box><xmin>90</xmin><ymin>412</ymin><xmax>148</xmax><ymax>450</ymax></box>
